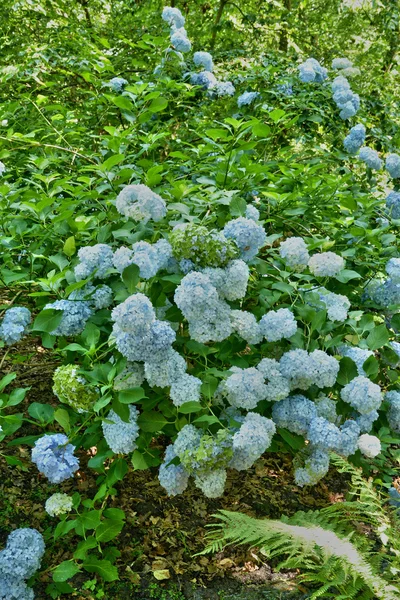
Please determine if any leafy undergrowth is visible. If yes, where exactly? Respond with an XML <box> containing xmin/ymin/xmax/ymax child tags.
<box><xmin>0</xmin><ymin>335</ymin><xmax>347</xmax><ymax>599</ymax></box>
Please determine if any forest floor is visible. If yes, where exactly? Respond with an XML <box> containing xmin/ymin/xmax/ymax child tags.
<box><xmin>0</xmin><ymin>330</ymin><xmax>347</xmax><ymax>600</ymax></box>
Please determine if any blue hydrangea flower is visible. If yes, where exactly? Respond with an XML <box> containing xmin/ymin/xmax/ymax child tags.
<box><xmin>45</xmin><ymin>493</ymin><xmax>73</xmax><ymax>517</ymax></box>
<box><xmin>308</xmin><ymin>252</ymin><xmax>344</xmax><ymax>277</ymax></box>
<box><xmin>116</xmin><ymin>184</ymin><xmax>166</xmax><ymax>223</ymax></box>
<box><xmin>230</xmin><ymin>412</ymin><xmax>275</xmax><ymax>471</ymax></box>
<box><xmin>190</xmin><ymin>70</ymin><xmax>217</xmax><ymax>90</ymax></box>
<box><xmin>307</xmin><ymin>417</ymin><xmax>341</xmax><ymax>450</ymax></box>
<box><xmin>162</xmin><ymin>6</ymin><xmax>185</xmax><ymax>28</ymax></box>
<box><xmin>194</xmin><ymin>469</ymin><xmax>227</xmax><ymax>498</ymax></box>
<box><xmin>173</xmin><ymin>424</ymin><xmax>202</xmax><ymax>458</ymax></box>
<box><xmin>237</xmin><ymin>91</ymin><xmax>260</xmax><ymax>107</ymax></box>
<box><xmin>70</xmin><ymin>284</ymin><xmax>113</xmax><ymax>310</ymax></box>
<box><xmin>272</xmin><ymin>395</ymin><xmax>317</xmax><ymax>435</ymax></box>
<box><xmin>230</xmin><ymin>310</ymin><xmax>263</xmax><ymax>345</ymax></box>
<box><xmin>298</xmin><ymin>58</ymin><xmax>327</xmax><ymax>83</ymax></box>
<box><xmin>357</xmin><ymin>433</ymin><xmax>381</xmax><ymax>458</ymax></box>
<box><xmin>170</xmin><ymin>374</ymin><xmax>202</xmax><ymax>407</ymax></box>
<box><xmin>245</xmin><ymin>204</ymin><xmax>260</xmax><ymax>221</ymax></box>
<box><xmin>276</xmin><ymin>82</ymin><xmax>293</xmax><ymax>96</ymax></box>
<box><xmin>223</xmin><ymin>217</ymin><xmax>266</xmax><ymax>262</ymax></box>
<box><xmin>74</xmin><ymin>244</ymin><xmax>114</xmax><ymax>281</ymax></box>
<box><xmin>386</xmin><ymin>191</ymin><xmax>400</xmax><ymax>219</ymax></box>
<box><xmin>259</xmin><ymin>308</ymin><xmax>297</xmax><ymax>342</ymax></box>
<box><xmin>332</xmin><ymin>57</ymin><xmax>353</xmax><ymax>70</ymax></box>
<box><xmin>108</xmin><ymin>77</ymin><xmax>128</xmax><ymax>92</ymax></box>
<box><xmin>158</xmin><ymin>444</ymin><xmax>189</xmax><ymax>496</ymax></box>
<box><xmin>317</xmin><ymin>288</ymin><xmax>350</xmax><ymax>322</ymax></box>
<box><xmin>171</xmin><ymin>28</ymin><xmax>191</xmax><ymax>53</ymax></box>
<box><xmin>31</xmin><ymin>433</ymin><xmax>79</xmax><ymax>483</ymax></box>
<box><xmin>341</xmin><ymin>376</ymin><xmax>382</xmax><ymax>415</ymax></box>
<box><xmin>356</xmin><ymin>409</ymin><xmax>379</xmax><ymax>433</ymax></box>
<box><xmin>279</xmin><ymin>237</ymin><xmax>309</xmax><ymax>271</ymax></box>
<box><xmin>386</xmin><ymin>390</ymin><xmax>400</xmax><ymax>433</ymax></box>
<box><xmin>315</xmin><ymin>395</ymin><xmax>337</xmax><ymax>423</ymax></box>
<box><xmin>203</xmin><ymin>259</ymin><xmax>249</xmax><ymax>301</ymax></box>
<box><xmin>113</xmin><ymin>362</ymin><xmax>145</xmax><ymax>391</ymax></box>
<box><xmin>193</xmin><ymin>51</ymin><xmax>213</xmax><ymax>72</ymax></box>
<box><xmin>386</xmin><ymin>153</ymin><xmax>400</xmax><ymax>178</ymax></box>
<box><xmin>102</xmin><ymin>405</ymin><xmax>139</xmax><ymax>454</ymax></box>
<box><xmin>386</xmin><ymin>258</ymin><xmax>400</xmax><ymax>282</ymax></box>
<box><xmin>279</xmin><ymin>349</ymin><xmax>314</xmax><ymax>390</ymax></box>
<box><xmin>0</xmin><ymin>307</ymin><xmax>31</xmax><ymax>345</ymax></box>
<box><xmin>44</xmin><ymin>300</ymin><xmax>92</xmax><ymax>336</ymax></box>
<box><xmin>256</xmin><ymin>358</ymin><xmax>290</xmax><ymax>402</ymax></box>
<box><xmin>331</xmin><ymin>76</ymin><xmax>350</xmax><ymax>93</ymax></box>
<box><xmin>343</xmin><ymin>124</ymin><xmax>366</xmax><ymax>154</ymax></box>
<box><xmin>309</xmin><ymin>350</ymin><xmax>339</xmax><ymax>388</ymax></box>
<box><xmin>123</xmin><ymin>239</ymin><xmax>173</xmax><ymax>280</ymax></box>
<box><xmin>0</xmin><ymin>575</ymin><xmax>34</xmax><ymax>600</ymax></box>
<box><xmin>222</xmin><ymin>367</ymin><xmax>268</xmax><ymax>409</ymax></box>
<box><xmin>144</xmin><ymin>348</ymin><xmax>187</xmax><ymax>388</ymax></box>
<box><xmin>0</xmin><ymin>528</ymin><xmax>45</xmax><ymax>580</ymax></box>
<box><xmin>294</xmin><ymin>448</ymin><xmax>330</xmax><ymax>486</ymax></box>
<box><xmin>214</xmin><ymin>81</ymin><xmax>235</xmax><ymax>97</ymax></box>
<box><xmin>359</xmin><ymin>147</ymin><xmax>382</xmax><ymax>170</ymax></box>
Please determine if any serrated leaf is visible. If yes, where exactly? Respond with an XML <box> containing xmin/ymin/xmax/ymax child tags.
<box><xmin>137</xmin><ymin>411</ymin><xmax>168</xmax><ymax>432</ymax></box>
<box><xmin>96</xmin><ymin>519</ymin><xmax>124</xmax><ymax>543</ymax></box>
<box><xmin>82</xmin><ymin>557</ymin><xmax>118</xmax><ymax>582</ymax></box>
<box><xmin>53</xmin><ymin>560</ymin><xmax>80</xmax><ymax>582</ymax></box>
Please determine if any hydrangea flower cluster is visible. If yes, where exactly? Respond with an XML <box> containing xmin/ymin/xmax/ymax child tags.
<box><xmin>170</xmin><ymin>223</ymin><xmax>238</xmax><ymax>267</ymax></box>
<box><xmin>386</xmin><ymin>391</ymin><xmax>400</xmax><ymax>433</ymax></box>
<box><xmin>298</xmin><ymin>58</ymin><xmax>327</xmax><ymax>83</ymax></box>
<box><xmin>279</xmin><ymin>237</ymin><xmax>310</xmax><ymax>271</ymax></box>
<box><xmin>159</xmin><ymin>413</ymin><xmax>275</xmax><ymax>498</ymax></box>
<box><xmin>53</xmin><ymin>364</ymin><xmax>98</xmax><ymax>412</ymax></box>
<box><xmin>245</xmin><ymin>204</ymin><xmax>260</xmax><ymax>221</ymax></box>
<box><xmin>113</xmin><ymin>362</ymin><xmax>145</xmax><ymax>391</ymax></box>
<box><xmin>308</xmin><ymin>251</ymin><xmax>345</xmax><ymax>277</ymax></box>
<box><xmin>44</xmin><ymin>299</ymin><xmax>93</xmax><ymax>336</ymax></box>
<box><xmin>308</xmin><ymin>288</ymin><xmax>350</xmax><ymax>322</ymax></box>
<box><xmin>294</xmin><ymin>448</ymin><xmax>330</xmax><ymax>486</ymax></box>
<box><xmin>193</xmin><ymin>51</ymin><xmax>213</xmax><ymax>72</ymax></box>
<box><xmin>162</xmin><ymin>6</ymin><xmax>191</xmax><ymax>52</ymax></box>
<box><xmin>71</xmin><ymin>284</ymin><xmax>113</xmax><ymax>310</ymax></box>
<box><xmin>343</xmin><ymin>123</ymin><xmax>366</xmax><ymax>154</ymax></box>
<box><xmin>357</xmin><ymin>433</ymin><xmax>381</xmax><ymax>458</ymax></box>
<box><xmin>0</xmin><ymin>528</ymin><xmax>45</xmax><ymax>600</ymax></box>
<box><xmin>108</xmin><ymin>77</ymin><xmax>128</xmax><ymax>92</ymax></box>
<box><xmin>279</xmin><ymin>349</ymin><xmax>339</xmax><ymax>390</ymax></box>
<box><xmin>341</xmin><ymin>376</ymin><xmax>382</xmax><ymax>414</ymax></box>
<box><xmin>237</xmin><ymin>91</ymin><xmax>260</xmax><ymax>108</ymax></box>
<box><xmin>0</xmin><ymin>306</ymin><xmax>31</xmax><ymax>345</ymax></box>
<box><xmin>259</xmin><ymin>308</ymin><xmax>297</xmax><ymax>342</ymax></box>
<box><xmin>366</xmin><ymin>258</ymin><xmax>400</xmax><ymax>307</ymax></box>
<box><xmin>113</xmin><ymin>239</ymin><xmax>173</xmax><ymax>280</ymax></box>
<box><xmin>384</xmin><ymin>193</ymin><xmax>400</xmax><ymax>219</ymax></box>
<box><xmin>45</xmin><ymin>493</ymin><xmax>74</xmax><ymax>517</ymax></box>
<box><xmin>170</xmin><ymin>373</ymin><xmax>202</xmax><ymax>407</ymax></box>
<box><xmin>332</xmin><ymin>57</ymin><xmax>353</xmax><ymax>70</ymax></box>
<box><xmin>331</xmin><ymin>75</ymin><xmax>360</xmax><ymax>119</ymax></box>
<box><xmin>338</xmin><ymin>345</ymin><xmax>373</xmax><ymax>376</ymax></box>
<box><xmin>386</xmin><ymin>153</ymin><xmax>400</xmax><ymax>178</ymax></box>
<box><xmin>214</xmin><ymin>81</ymin><xmax>236</xmax><ymax>97</ymax></box>
<box><xmin>358</xmin><ymin>146</ymin><xmax>382</xmax><ymax>170</ymax></box>
<box><xmin>190</xmin><ymin>70</ymin><xmax>217</xmax><ymax>90</ymax></box>
<box><xmin>74</xmin><ymin>244</ymin><xmax>114</xmax><ymax>281</ymax></box>
<box><xmin>102</xmin><ymin>405</ymin><xmax>140</xmax><ymax>454</ymax></box>
<box><xmin>116</xmin><ymin>184</ymin><xmax>167</xmax><ymax>223</ymax></box>
<box><xmin>31</xmin><ymin>433</ymin><xmax>79</xmax><ymax>483</ymax></box>
<box><xmin>223</xmin><ymin>217</ymin><xmax>266</xmax><ymax>261</ymax></box>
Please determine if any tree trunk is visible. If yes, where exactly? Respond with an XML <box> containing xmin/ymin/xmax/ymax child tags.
<box><xmin>279</xmin><ymin>0</ymin><xmax>291</xmax><ymax>52</ymax></box>
<box><xmin>210</xmin><ymin>0</ymin><xmax>228</xmax><ymax>49</ymax></box>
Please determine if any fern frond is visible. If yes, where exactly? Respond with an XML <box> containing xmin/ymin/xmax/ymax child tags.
<box><xmin>203</xmin><ymin>510</ymin><xmax>398</xmax><ymax>600</ymax></box>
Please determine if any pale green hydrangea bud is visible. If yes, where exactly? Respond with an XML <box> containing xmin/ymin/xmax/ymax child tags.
<box><xmin>45</xmin><ymin>493</ymin><xmax>73</xmax><ymax>517</ymax></box>
<box><xmin>53</xmin><ymin>365</ymin><xmax>98</xmax><ymax>413</ymax></box>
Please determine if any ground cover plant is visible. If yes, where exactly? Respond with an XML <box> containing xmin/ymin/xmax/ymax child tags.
<box><xmin>2</xmin><ymin>0</ymin><xmax>400</xmax><ymax>598</ymax></box>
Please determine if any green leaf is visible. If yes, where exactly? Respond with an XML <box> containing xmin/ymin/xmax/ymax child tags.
<box><xmin>79</xmin><ymin>510</ymin><xmax>102</xmax><ymax>531</ymax></box>
<box><xmin>118</xmin><ymin>387</ymin><xmax>146</xmax><ymax>404</ymax></box>
<box><xmin>137</xmin><ymin>411</ymin><xmax>168</xmax><ymax>432</ymax></box>
<box><xmin>178</xmin><ymin>401</ymin><xmax>203</xmax><ymax>414</ymax></box>
<box><xmin>33</xmin><ymin>309</ymin><xmax>63</xmax><ymax>333</ymax></box>
<box><xmin>100</xmin><ymin>154</ymin><xmax>125</xmax><ymax>171</ymax></box>
<box><xmin>54</xmin><ymin>519</ymin><xmax>77</xmax><ymax>541</ymax></box>
<box><xmin>53</xmin><ymin>560</ymin><xmax>80</xmax><ymax>583</ymax></box>
<box><xmin>112</xmin><ymin>96</ymin><xmax>133</xmax><ymax>111</ymax></box>
<box><xmin>82</xmin><ymin>557</ymin><xmax>119</xmax><ymax>582</ymax></box>
<box><xmin>362</xmin><ymin>355</ymin><xmax>380</xmax><ymax>378</ymax></box>
<box><xmin>335</xmin><ymin>270</ymin><xmax>361</xmax><ymax>283</ymax></box>
<box><xmin>0</xmin><ymin>373</ymin><xmax>16</xmax><ymax>391</ymax></box>
<box><xmin>122</xmin><ymin>263</ymin><xmax>140</xmax><ymax>293</ymax></box>
<box><xmin>63</xmin><ymin>236</ymin><xmax>76</xmax><ymax>257</ymax></box>
<box><xmin>54</xmin><ymin>408</ymin><xmax>70</xmax><ymax>433</ymax></box>
<box><xmin>337</xmin><ymin>357</ymin><xmax>358</xmax><ymax>385</ymax></box>
<box><xmin>96</xmin><ymin>519</ymin><xmax>124</xmax><ymax>543</ymax></box>
<box><xmin>252</xmin><ymin>122</ymin><xmax>270</xmax><ymax>137</ymax></box>
<box><xmin>131</xmin><ymin>450</ymin><xmax>151</xmax><ymax>470</ymax></box>
<box><xmin>366</xmin><ymin>324</ymin><xmax>389</xmax><ymax>351</ymax></box>
<box><xmin>149</xmin><ymin>97</ymin><xmax>168</xmax><ymax>112</ymax></box>
<box><xmin>269</xmin><ymin>108</ymin><xmax>286</xmax><ymax>122</ymax></box>
<box><xmin>28</xmin><ymin>402</ymin><xmax>54</xmax><ymax>423</ymax></box>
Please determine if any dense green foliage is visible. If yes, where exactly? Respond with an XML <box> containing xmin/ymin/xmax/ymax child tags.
<box><xmin>2</xmin><ymin>0</ymin><xmax>400</xmax><ymax>597</ymax></box>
